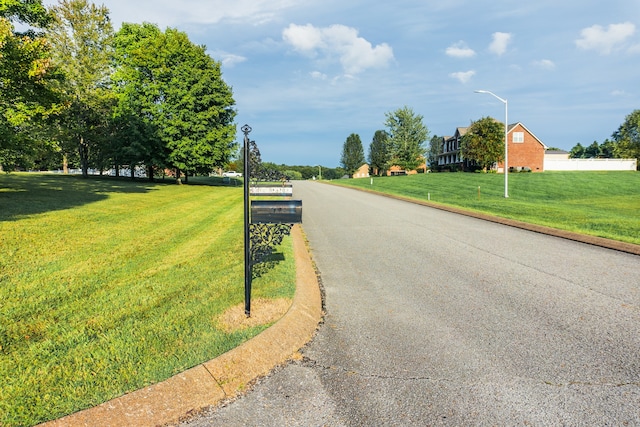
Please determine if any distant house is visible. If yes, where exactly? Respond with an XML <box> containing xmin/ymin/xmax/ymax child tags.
<box><xmin>353</xmin><ymin>163</ymin><xmax>370</xmax><ymax>178</ymax></box>
<box><xmin>385</xmin><ymin>158</ymin><xmax>427</xmax><ymax>176</ymax></box>
<box><xmin>437</xmin><ymin>122</ymin><xmax>547</xmax><ymax>172</ymax></box>
<box><xmin>437</xmin><ymin>127</ymin><xmax>468</xmax><ymax>171</ymax></box>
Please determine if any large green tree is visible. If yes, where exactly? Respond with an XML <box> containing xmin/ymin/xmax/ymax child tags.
<box><xmin>368</xmin><ymin>129</ymin><xmax>389</xmax><ymax>176</ymax></box>
<box><xmin>384</xmin><ymin>106</ymin><xmax>428</xmax><ymax>171</ymax></box>
<box><xmin>340</xmin><ymin>133</ymin><xmax>365</xmax><ymax>177</ymax></box>
<box><xmin>612</xmin><ymin>109</ymin><xmax>640</xmax><ymax>168</ymax></box>
<box><xmin>47</xmin><ymin>0</ymin><xmax>114</xmax><ymax>177</ymax></box>
<box><xmin>0</xmin><ymin>0</ymin><xmax>61</xmax><ymax>169</ymax></box>
<box><xmin>112</xmin><ymin>23</ymin><xmax>236</xmax><ymax>181</ymax></box>
<box><xmin>460</xmin><ymin>116</ymin><xmax>504</xmax><ymax>170</ymax></box>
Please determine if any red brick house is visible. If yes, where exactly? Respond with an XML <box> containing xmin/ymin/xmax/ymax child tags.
<box><xmin>437</xmin><ymin>122</ymin><xmax>547</xmax><ymax>172</ymax></box>
<box><xmin>353</xmin><ymin>163</ymin><xmax>370</xmax><ymax>178</ymax></box>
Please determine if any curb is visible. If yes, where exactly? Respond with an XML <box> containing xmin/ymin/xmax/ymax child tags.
<box><xmin>40</xmin><ymin>224</ymin><xmax>322</xmax><ymax>427</ymax></box>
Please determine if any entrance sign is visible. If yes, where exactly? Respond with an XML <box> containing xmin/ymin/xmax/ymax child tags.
<box><xmin>242</xmin><ymin>125</ymin><xmax>303</xmax><ymax>317</ymax></box>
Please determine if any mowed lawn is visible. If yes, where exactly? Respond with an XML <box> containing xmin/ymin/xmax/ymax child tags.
<box><xmin>335</xmin><ymin>171</ymin><xmax>640</xmax><ymax>245</ymax></box>
<box><xmin>0</xmin><ymin>173</ymin><xmax>295</xmax><ymax>427</ymax></box>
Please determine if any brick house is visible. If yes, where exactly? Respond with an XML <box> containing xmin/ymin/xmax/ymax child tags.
<box><xmin>371</xmin><ymin>160</ymin><xmax>427</xmax><ymax>176</ymax></box>
<box><xmin>353</xmin><ymin>163</ymin><xmax>370</xmax><ymax>178</ymax></box>
<box><xmin>437</xmin><ymin>122</ymin><xmax>547</xmax><ymax>172</ymax></box>
<box><xmin>386</xmin><ymin>159</ymin><xmax>427</xmax><ymax>176</ymax></box>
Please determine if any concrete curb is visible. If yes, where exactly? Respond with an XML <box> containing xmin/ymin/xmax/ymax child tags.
<box><xmin>40</xmin><ymin>224</ymin><xmax>322</xmax><ymax>427</ymax></box>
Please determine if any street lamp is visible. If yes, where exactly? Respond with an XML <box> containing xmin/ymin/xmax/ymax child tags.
<box><xmin>317</xmin><ymin>165</ymin><xmax>322</xmax><ymax>180</ymax></box>
<box><xmin>475</xmin><ymin>90</ymin><xmax>508</xmax><ymax>198</ymax></box>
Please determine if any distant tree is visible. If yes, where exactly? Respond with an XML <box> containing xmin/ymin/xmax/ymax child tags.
<box><xmin>460</xmin><ymin>116</ymin><xmax>504</xmax><ymax>170</ymax></box>
<box><xmin>612</xmin><ymin>109</ymin><xmax>640</xmax><ymax>167</ymax></box>
<box><xmin>427</xmin><ymin>134</ymin><xmax>443</xmax><ymax>169</ymax></box>
<box><xmin>600</xmin><ymin>139</ymin><xmax>615</xmax><ymax>158</ymax></box>
<box><xmin>283</xmin><ymin>170</ymin><xmax>303</xmax><ymax>180</ymax></box>
<box><xmin>340</xmin><ymin>133</ymin><xmax>365</xmax><ymax>177</ymax></box>
<box><xmin>368</xmin><ymin>130</ymin><xmax>390</xmax><ymax>176</ymax></box>
<box><xmin>384</xmin><ymin>106</ymin><xmax>428</xmax><ymax>171</ymax></box>
<box><xmin>47</xmin><ymin>0</ymin><xmax>114</xmax><ymax>177</ymax></box>
<box><xmin>584</xmin><ymin>141</ymin><xmax>602</xmax><ymax>158</ymax></box>
<box><xmin>569</xmin><ymin>143</ymin><xmax>585</xmax><ymax>159</ymax></box>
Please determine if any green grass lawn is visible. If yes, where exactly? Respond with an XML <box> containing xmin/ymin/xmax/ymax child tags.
<box><xmin>0</xmin><ymin>173</ymin><xmax>295</xmax><ymax>427</ymax></box>
<box><xmin>334</xmin><ymin>171</ymin><xmax>640</xmax><ymax>245</ymax></box>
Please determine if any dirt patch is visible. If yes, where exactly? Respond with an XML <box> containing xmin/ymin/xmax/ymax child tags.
<box><xmin>218</xmin><ymin>298</ymin><xmax>292</xmax><ymax>333</ymax></box>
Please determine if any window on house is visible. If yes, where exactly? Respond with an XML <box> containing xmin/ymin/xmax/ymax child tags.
<box><xmin>513</xmin><ymin>132</ymin><xmax>524</xmax><ymax>143</ymax></box>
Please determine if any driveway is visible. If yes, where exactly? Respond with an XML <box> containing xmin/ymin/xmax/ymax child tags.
<box><xmin>181</xmin><ymin>180</ymin><xmax>640</xmax><ymax>426</ymax></box>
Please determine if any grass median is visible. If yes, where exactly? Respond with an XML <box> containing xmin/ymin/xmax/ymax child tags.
<box><xmin>0</xmin><ymin>173</ymin><xmax>295</xmax><ymax>427</ymax></box>
<box><xmin>334</xmin><ymin>171</ymin><xmax>640</xmax><ymax>245</ymax></box>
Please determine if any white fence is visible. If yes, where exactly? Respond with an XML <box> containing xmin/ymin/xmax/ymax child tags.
<box><xmin>544</xmin><ymin>158</ymin><xmax>637</xmax><ymax>171</ymax></box>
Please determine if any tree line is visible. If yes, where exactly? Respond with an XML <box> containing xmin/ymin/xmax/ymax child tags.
<box><xmin>567</xmin><ymin>110</ymin><xmax>640</xmax><ymax>162</ymax></box>
<box><xmin>0</xmin><ymin>0</ymin><xmax>236</xmax><ymax>181</ymax></box>
<box><xmin>341</xmin><ymin>107</ymin><xmax>640</xmax><ymax>176</ymax></box>
<box><xmin>341</xmin><ymin>106</ymin><xmax>430</xmax><ymax>177</ymax></box>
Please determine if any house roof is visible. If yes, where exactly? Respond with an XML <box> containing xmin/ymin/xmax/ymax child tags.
<box><xmin>455</xmin><ymin>127</ymin><xmax>468</xmax><ymax>137</ymax></box>
<box><xmin>507</xmin><ymin>122</ymin><xmax>547</xmax><ymax>149</ymax></box>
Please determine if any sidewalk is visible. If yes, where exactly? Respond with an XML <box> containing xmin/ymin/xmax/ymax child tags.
<box><xmin>40</xmin><ymin>225</ymin><xmax>322</xmax><ymax>427</ymax></box>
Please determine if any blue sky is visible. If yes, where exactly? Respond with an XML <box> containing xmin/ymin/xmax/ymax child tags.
<box><xmin>46</xmin><ymin>0</ymin><xmax>640</xmax><ymax>167</ymax></box>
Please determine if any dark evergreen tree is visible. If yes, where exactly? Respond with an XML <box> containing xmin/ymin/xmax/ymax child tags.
<box><xmin>340</xmin><ymin>133</ymin><xmax>365</xmax><ymax>177</ymax></box>
<box><xmin>368</xmin><ymin>130</ymin><xmax>390</xmax><ymax>176</ymax></box>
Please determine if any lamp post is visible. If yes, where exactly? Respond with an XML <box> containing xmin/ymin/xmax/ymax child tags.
<box><xmin>318</xmin><ymin>165</ymin><xmax>322</xmax><ymax>180</ymax></box>
<box><xmin>475</xmin><ymin>90</ymin><xmax>508</xmax><ymax>198</ymax></box>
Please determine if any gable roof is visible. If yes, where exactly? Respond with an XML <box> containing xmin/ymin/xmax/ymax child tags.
<box><xmin>507</xmin><ymin>122</ymin><xmax>547</xmax><ymax>149</ymax></box>
<box><xmin>454</xmin><ymin>127</ymin><xmax>468</xmax><ymax>137</ymax></box>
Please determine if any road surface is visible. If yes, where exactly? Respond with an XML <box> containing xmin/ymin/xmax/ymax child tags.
<box><xmin>182</xmin><ymin>180</ymin><xmax>640</xmax><ymax>426</ymax></box>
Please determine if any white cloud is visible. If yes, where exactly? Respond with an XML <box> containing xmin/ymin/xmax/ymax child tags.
<box><xmin>310</xmin><ymin>71</ymin><xmax>328</xmax><ymax>80</ymax></box>
<box><xmin>575</xmin><ymin>22</ymin><xmax>636</xmax><ymax>54</ymax></box>
<box><xmin>282</xmin><ymin>23</ymin><xmax>394</xmax><ymax>74</ymax></box>
<box><xmin>209</xmin><ymin>51</ymin><xmax>247</xmax><ymax>67</ymax></box>
<box><xmin>449</xmin><ymin>70</ymin><xmax>475</xmax><ymax>83</ymax></box>
<box><xmin>611</xmin><ymin>89</ymin><xmax>630</xmax><ymax>97</ymax></box>
<box><xmin>43</xmin><ymin>0</ymin><xmax>300</xmax><ymax>28</ymax></box>
<box><xmin>445</xmin><ymin>41</ymin><xmax>476</xmax><ymax>58</ymax></box>
<box><xmin>533</xmin><ymin>59</ymin><xmax>555</xmax><ymax>70</ymax></box>
<box><xmin>489</xmin><ymin>32</ymin><xmax>511</xmax><ymax>56</ymax></box>
<box><xmin>282</xmin><ymin>23</ymin><xmax>325</xmax><ymax>54</ymax></box>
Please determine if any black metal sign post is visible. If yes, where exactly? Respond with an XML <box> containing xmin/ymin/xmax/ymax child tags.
<box><xmin>242</xmin><ymin>124</ymin><xmax>252</xmax><ymax>317</ymax></box>
<box><xmin>242</xmin><ymin>125</ymin><xmax>302</xmax><ymax>318</ymax></box>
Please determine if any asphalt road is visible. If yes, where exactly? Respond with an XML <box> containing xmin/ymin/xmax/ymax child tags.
<box><xmin>181</xmin><ymin>180</ymin><xmax>640</xmax><ymax>426</ymax></box>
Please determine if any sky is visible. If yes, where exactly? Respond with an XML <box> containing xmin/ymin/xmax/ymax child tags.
<box><xmin>44</xmin><ymin>0</ymin><xmax>640</xmax><ymax>167</ymax></box>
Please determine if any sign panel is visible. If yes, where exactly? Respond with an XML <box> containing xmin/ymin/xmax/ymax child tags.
<box><xmin>250</xmin><ymin>186</ymin><xmax>293</xmax><ymax>196</ymax></box>
<box><xmin>251</xmin><ymin>200</ymin><xmax>302</xmax><ymax>224</ymax></box>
